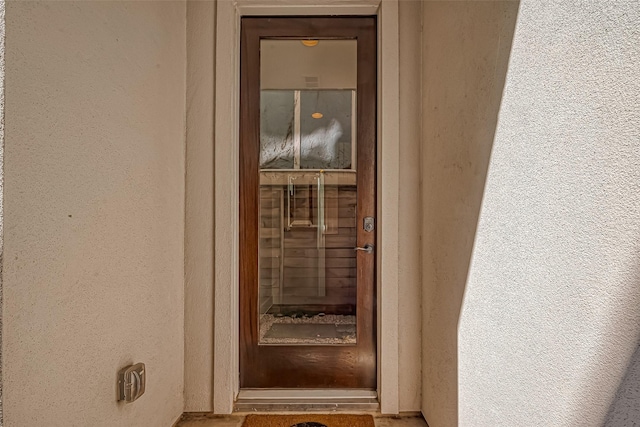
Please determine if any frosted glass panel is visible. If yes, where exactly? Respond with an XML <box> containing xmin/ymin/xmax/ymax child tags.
<box><xmin>300</xmin><ymin>90</ymin><xmax>353</xmax><ymax>169</ymax></box>
<box><xmin>260</xmin><ymin>91</ymin><xmax>295</xmax><ymax>169</ymax></box>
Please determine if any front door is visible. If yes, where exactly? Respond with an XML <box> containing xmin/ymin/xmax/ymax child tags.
<box><xmin>239</xmin><ymin>17</ymin><xmax>377</xmax><ymax>389</ymax></box>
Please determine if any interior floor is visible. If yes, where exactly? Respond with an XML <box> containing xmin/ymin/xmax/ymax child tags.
<box><xmin>260</xmin><ymin>313</ymin><xmax>356</xmax><ymax>344</ymax></box>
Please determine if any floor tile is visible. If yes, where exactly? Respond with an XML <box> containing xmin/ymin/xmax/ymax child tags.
<box><xmin>177</xmin><ymin>415</ymin><xmax>244</xmax><ymax>427</ymax></box>
<box><xmin>375</xmin><ymin>416</ymin><xmax>428</xmax><ymax>427</ymax></box>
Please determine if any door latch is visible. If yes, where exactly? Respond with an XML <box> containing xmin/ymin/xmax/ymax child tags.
<box><xmin>354</xmin><ymin>244</ymin><xmax>374</xmax><ymax>254</ymax></box>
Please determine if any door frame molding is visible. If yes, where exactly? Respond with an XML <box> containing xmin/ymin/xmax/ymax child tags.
<box><xmin>213</xmin><ymin>0</ymin><xmax>400</xmax><ymax>414</ymax></box>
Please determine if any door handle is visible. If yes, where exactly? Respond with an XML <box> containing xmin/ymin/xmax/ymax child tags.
<box><xmin>354</xmin><ymin>244</ymin><xmax>374</xmax><ymax>254</ymax></box>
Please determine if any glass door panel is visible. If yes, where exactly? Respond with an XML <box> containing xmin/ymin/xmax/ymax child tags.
<box><xmin>258</xmin><ymin>39</ymin><xmax>357</xmax><ymax>345</ymax></box>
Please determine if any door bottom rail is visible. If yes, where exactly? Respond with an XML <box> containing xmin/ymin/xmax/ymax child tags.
<box><xmin>234</xmin><ymin>389</ymin><xmax>379</xmax><ymax>412</ymax></box>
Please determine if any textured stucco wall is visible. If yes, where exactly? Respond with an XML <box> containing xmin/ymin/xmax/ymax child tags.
<box><xmin>421</xmin><ymin>2</ymin><xmax>518</xmax><ymax>426</ymax></box>
<box><xmin>459</xmin><ymin>1</ymin><xmax>640</xmax><ymax>426</ymax></box>
<box><xmin>2</xmin><ymin>2</ymin><xmax>186</xmax><ymax>426</ymax></box>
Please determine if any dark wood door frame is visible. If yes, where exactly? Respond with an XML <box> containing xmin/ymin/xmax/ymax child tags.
<box><xmin>240</xmin><ymin>16</ymin><xmax>377</xmax><ymax>389</ymax></box>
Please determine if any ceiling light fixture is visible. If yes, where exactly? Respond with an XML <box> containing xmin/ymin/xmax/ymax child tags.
<box><xmin>311</xmin><ymin>112</ymin><xmax>323</xmax><ymax>119</ymax></box>
<box><xmin>301</xmin><ymin>40</ymin><xmax>319</xmax><ymax>47</ymax></box>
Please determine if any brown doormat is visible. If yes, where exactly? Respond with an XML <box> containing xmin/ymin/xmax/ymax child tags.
<box><xmin>242</xmin><ymin>414</ymin><xmax>375</xmax><ymax>427</ymax></box>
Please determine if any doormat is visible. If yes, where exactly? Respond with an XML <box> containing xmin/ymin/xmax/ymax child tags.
<box><xmin>241</xmin><ymin>414</ymin><xmax>375</xmax><ymax>427</ymax></box>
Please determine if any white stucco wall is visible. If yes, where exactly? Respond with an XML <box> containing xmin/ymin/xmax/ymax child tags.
<box><xmin>459</xmin><ymin>1</ymin><xmax>640</xmax><ymax>426</ymax></box>
<box><xmin>2</xmin><ymin>2</ymin><xmax>186</xmax><ymax>426</ymax></box>
<box><xmin>421</xmin><ymin>2</ymin><xmax>518</xmax><ymax>425</ymax></box>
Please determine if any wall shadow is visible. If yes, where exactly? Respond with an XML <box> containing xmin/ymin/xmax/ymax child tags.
<box><xmin>421</xmin><ymin>2</ymin><xmax>520</xmax><ymax>426</ymax></box>
<box><xmin>604</xmin><ymin>340</ymin><xmax>640</xmax><ymax>426</ymax></box>
<box><xmin>577</xmin><ymin>263</ymin><xmax>640</xmax><ymax>426</ymax></box>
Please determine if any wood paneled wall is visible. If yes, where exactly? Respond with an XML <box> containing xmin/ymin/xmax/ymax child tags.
<box><xmin>259</xmin><ymin>185</ymin><xmax>357</xmax><ymax>314</ymax></box>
